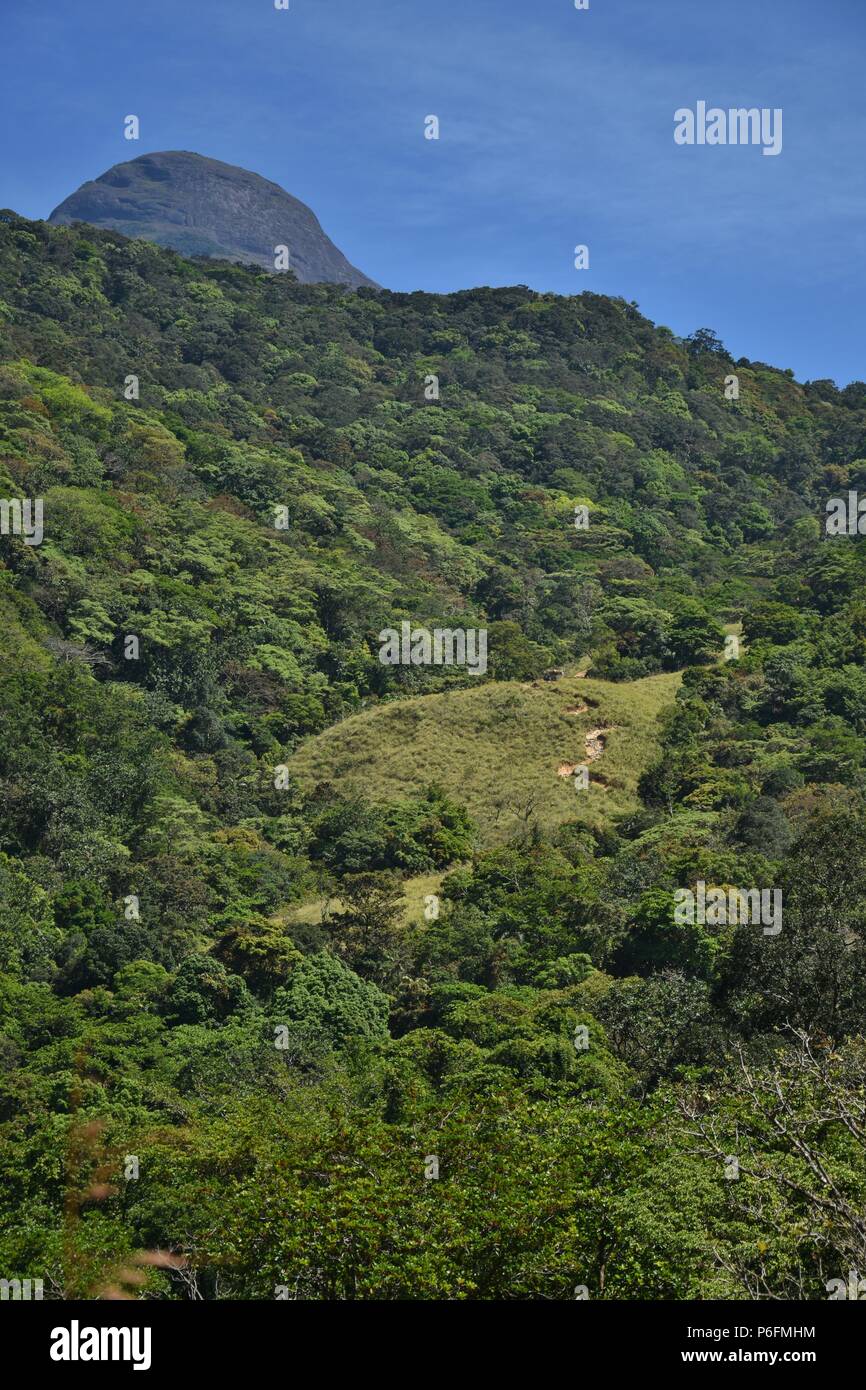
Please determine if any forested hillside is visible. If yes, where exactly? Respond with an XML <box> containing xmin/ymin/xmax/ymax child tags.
<box><xmin>1</xmin><ymin>211</ymin><xmax>866</xmax><ymax>1299</ymax></box>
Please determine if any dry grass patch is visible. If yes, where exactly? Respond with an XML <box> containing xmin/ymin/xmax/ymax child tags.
<box><xmin>289</xmin><ymin>670</ymin><xmax>682</xmax><ymax>848</ymax></box>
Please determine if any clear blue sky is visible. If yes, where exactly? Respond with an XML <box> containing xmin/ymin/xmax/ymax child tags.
<box><xmin>1</xmin><ymin>0</ymin><xmax>864</xmax><ymax>383</ymax></box>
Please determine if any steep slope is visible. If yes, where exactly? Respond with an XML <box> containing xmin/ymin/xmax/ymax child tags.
<box><xmin>48</xmin><ymin>150</ymin><xmax>378</xmax><ymax>287</ymax></box>
<box><xmin>289</xmin><ymin>671</ymin><xmax>682</xmax><ymax>845</ymax></box>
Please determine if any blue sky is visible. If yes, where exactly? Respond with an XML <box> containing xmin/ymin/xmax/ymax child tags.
<box><xmin>1</xmin><ymin>0</ymin><xmax>864</xmax><ymax>383</ymax></box>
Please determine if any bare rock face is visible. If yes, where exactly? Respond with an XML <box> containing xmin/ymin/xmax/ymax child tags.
<box><xmin>48</xmin><ymin>150</ymin><xmax>378</xmax><ymax>288</ymax></box>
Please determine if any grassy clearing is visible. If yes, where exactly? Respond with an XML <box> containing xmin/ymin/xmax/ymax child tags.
<box><xmin>289</xmin><ymin>670</ymin><xmax>682</xmax><ymax>848</ymax></box>
<box><xmin>282</xmin><ymin>870</ymin><xmax>444</xmax><ymax>931</ymax></box>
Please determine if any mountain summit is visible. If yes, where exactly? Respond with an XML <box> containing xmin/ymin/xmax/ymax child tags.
<box><xmin>48</xmin><ymin>150</ymin><xmax>378</xmax><ymax>288</ymax></box>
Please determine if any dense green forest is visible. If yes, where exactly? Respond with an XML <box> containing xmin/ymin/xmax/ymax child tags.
<box><xmin>1</xmin><ymin>211</ymin><xmax>865</xmax><ymax>1299</ymax></box>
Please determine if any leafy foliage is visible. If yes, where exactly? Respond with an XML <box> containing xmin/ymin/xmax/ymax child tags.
<box><xmin>1</xmin><ymin>214</ymin><xmax>865</xmax><ymax>1299</ymax></box>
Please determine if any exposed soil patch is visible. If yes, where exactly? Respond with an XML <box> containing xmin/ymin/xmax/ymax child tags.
<box><xmin>558</xmin><ymin>725</ymin><xmax>619</xmax><ymax>776</ymax></box>
<box><xmin>585</xmin><ymin>726</ymin><xmax>618</xmax><ymax>762</ymax></box>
